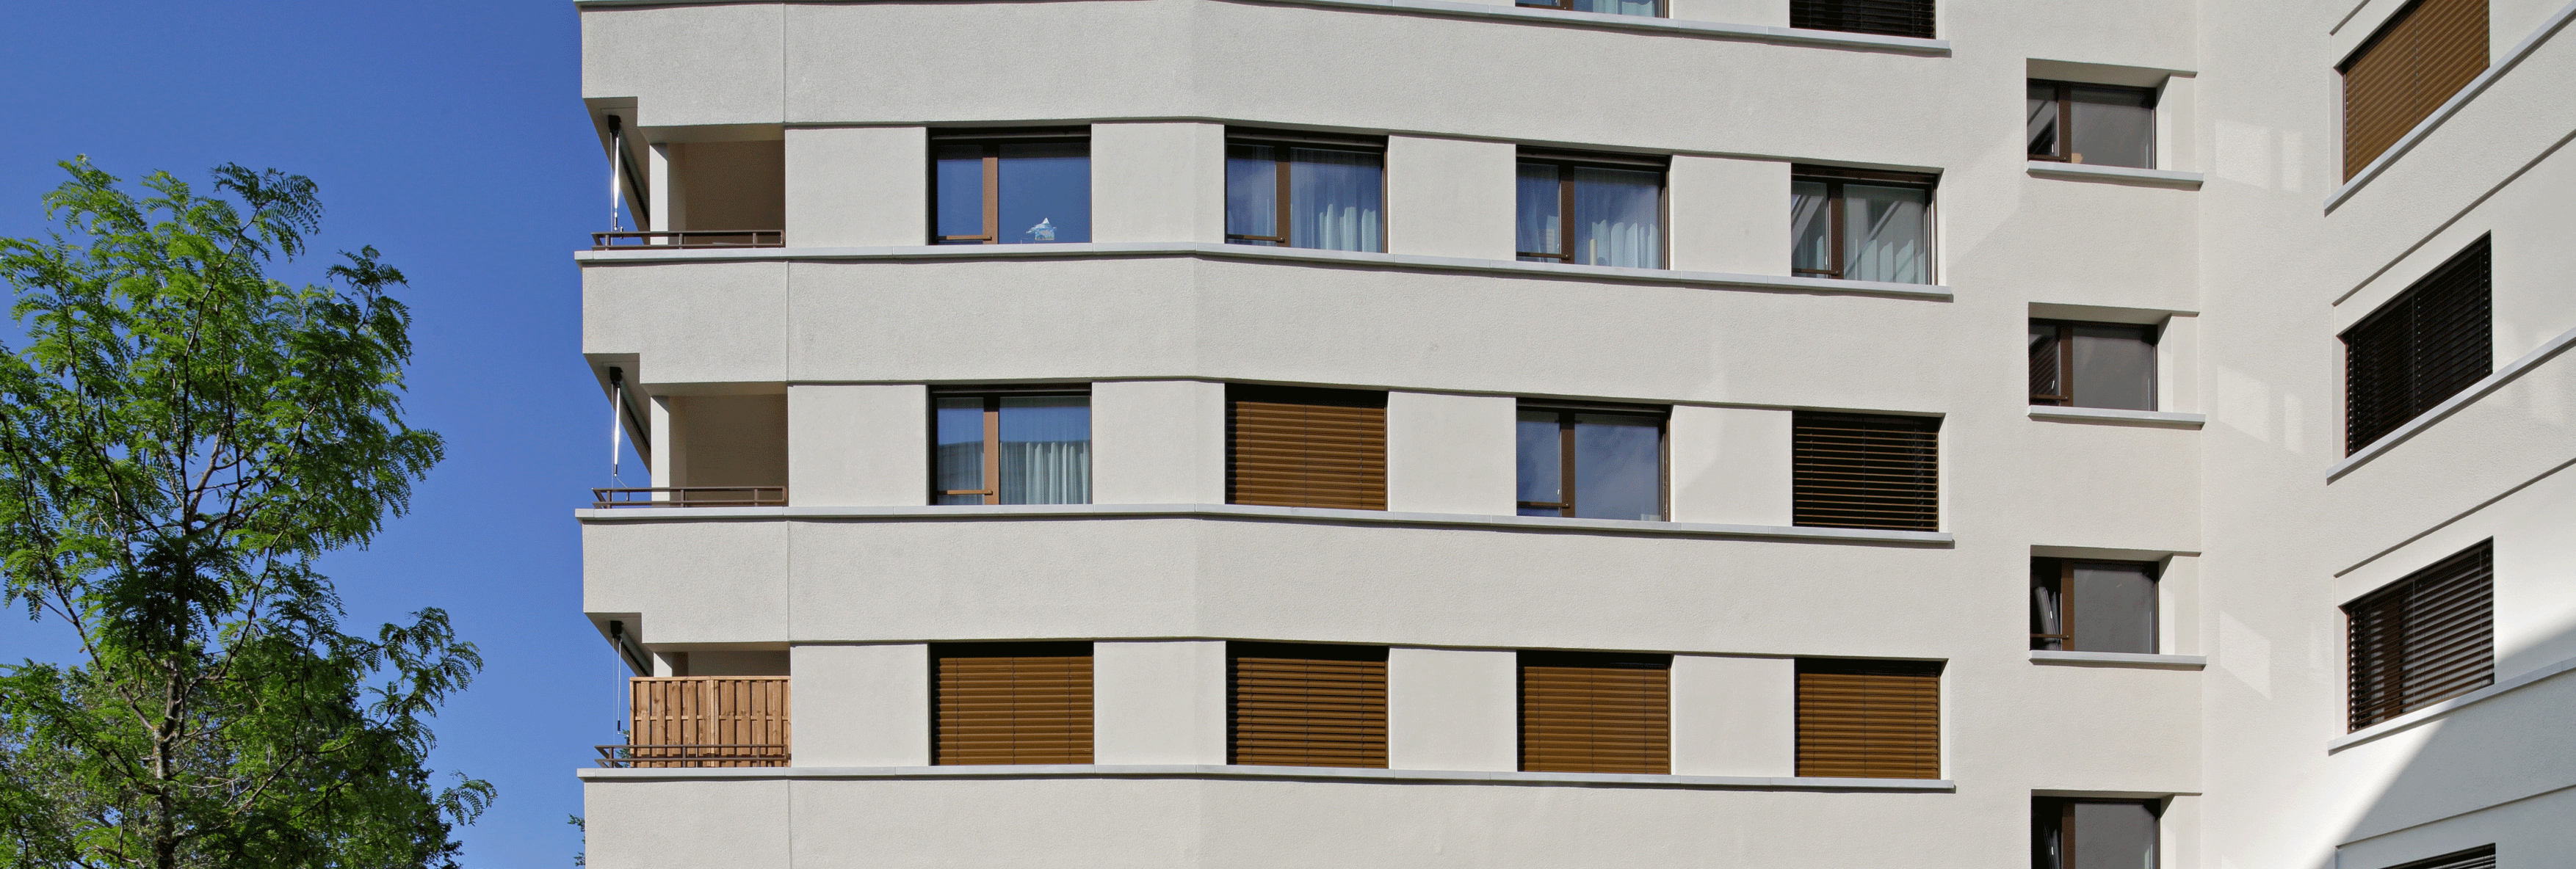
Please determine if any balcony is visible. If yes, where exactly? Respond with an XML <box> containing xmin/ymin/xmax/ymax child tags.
<box><xmin>592</xmin><ymin>229</ymin><xmax>782</xmax><ymax>250</ymax></box>
<box><xmin>592</xmin><ymin>486</ymin><xmax>786</xmax><ymax>509</ymax></box>
<box><xmin>597</xmin><ymin>392</ymin><xmax>787</xmax><ymax>509</ymax></box>
<box><xmin>597</xmin><ymin>675</ymin><xmax>791</xmax><ymax>768</ymax></box>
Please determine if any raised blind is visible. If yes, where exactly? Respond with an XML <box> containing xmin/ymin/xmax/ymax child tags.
<box><xmin>2345</xmin><ymin>540</ymin><xmax>2492</xmax><ymax>731</ymax></box>
<box><xmin>1790</xmin><ymin>0</ymin><xmax>1935</xmax><ymax>38</ymax></box>
<box><xmin>1795</xmin><ymin>658</ymin><xmax>1942</xmax><ymax>779</ymax></box>
<box><xmin>626</xmin><ymin>676</ymin><xmax>790</xmax><ymax>768</ymax></box>
<box><xmin>933</xmin><ymin>642</ymin><xmax>1093</xmax><ymax>765</ymax></box>
<box><xmin>1229</xmin><ymin>386</ymin><xmax>1387</xmax><ymax>511</ymax></box>
<box><xmin>1231</xmin><ymin>643</ymin><xmax>1388</xmax><ymax>768</ymax></box>
<box><xmin>1519</xmin><ymin>652</ymin><xmax>1670</xmax><ymax>775</ymax></box>
<box><xmin>2340</xmin><ymin>0</ymin><xmax>2488</xmax><ymax>179</ymax></box>
<box><xmin>1792</xmin><ymin>412</ymin><xmax>1940</xmax><ymax>531</ymax></box>
<box><xmin>2385</xmin><ymin>846</ymin><xmax>2496</xmax><ymax>869</ymax></box>
<box><xmin>2342</xmin><ymin>237</ymin><xmax>2489</xmax><ymax>454</ymax></box>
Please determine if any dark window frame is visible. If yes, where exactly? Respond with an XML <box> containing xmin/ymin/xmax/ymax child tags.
<box><xmin>2025</xmin><ymin>79</ymin><xmax>2160</xmax><ymax>167</ymax></box>
<box><xmin>927</xmin><ymin>128</ymin><xmax>1090</xmax><ymax>245</ymax></box>
<box><xmin>2344</xmin><ymin>539</ymin><xmax>2494</xmax><ymax>731</ymax></box>
<box><xmin>1790</xmin><ymin>411</ymin><xmax>1941</xmax><ymax>531</ymax></box>
<box><xmin>1515</xmin><ymin>400</ymin><xmax>1671</xmax><ymax>520</ymax></box>
<box><xmin>1514</xmin><ymin>150</ymin><xmax>1671</xmax><ymax>267</ymax></box>
<box><xmin>2340</xmin><ymin>236</ymin><xmax>2492</xmax><ymax>455</ymax></box>
<box><xmin>2029</xmin><ymin>558</ymin><xmax>2163</xmax><ymax>652</ymax></box>
<box><xmin>2029</xmin><ymin>319</ymin><xmax>2161</xmax><ymax>408</ymax></box>
<box><xmin>1790</xmin><ymin>165</ymin><xmax>1939</xmax><ymax>282</ymax></box>
<box><xmin>2033</xmin><ymin>796</ymin><xmax>2164</xmax><ymax>869</ymax></box>
<box><xmin>1223</xmin><ymin>129</ymin><xmax>1388</xmax><ymax>249</ymax></box>
<box><xmin>927</xmin><ymin>384</ymin><xmax>1091</xmax><ymax>506</ymax></box>
<box><xmin>1789</xmin><ymin>0</ymin><xmax>1936</xmax><ymax>39</ymax></box>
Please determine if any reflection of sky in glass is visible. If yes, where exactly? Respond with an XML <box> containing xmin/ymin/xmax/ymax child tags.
<box><xmin>1516</xmin><ymin>163</ymin><xmax>1561</xmax><ymax>261</ymax></box>
<box><xmin>933</xmin><ymin>397</ymin><xmax>984</xmax><ymax>503</ymax></box>
<box><xmin>1573</xmin><ymin>414</ymin><xmax>1660</xmax><ymax>520</ymax></box>
<box><xmin>934</xmin><ymin>145</ymin><xmax>986</xmax><ymax>241</ymax></box>
<box><xmin>997</xmin><ymin>396</ymin><xmax>1088</xmax><ymax>504</ymax></box>
<box><xmin>997</xmin><ymin>144</ymin><xmax>1088</xmax><ymax>244</ymax></box>
<box><xmin>1516</xmin><ymin>410</ymin><xmax>1561</xmax><ymax>514</ymax></box>
<box><xmin>1226</xmin><ymin>145</ymin><xmax>1279</xmax><ymax>244</ymax></box>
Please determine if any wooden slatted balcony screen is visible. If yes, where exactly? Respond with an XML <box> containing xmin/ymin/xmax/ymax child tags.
<box><xmin>2339</xmin><ymin>0</ymin><xmax>2489</xmax><ymax>179</ymax></box>
<box><xmin>2386</xmin><ymin>845</ymin><xmax>2497</xmax><ymax>869</ymax></box>
<box><xmin>1795</xmin><ymin>658</ymin><xmax>1942</xmax><ymax>779</ymax></box>
<box><xmin>1230</xmin><ymin>642</ymin><xmax>1389</xmax><ymax>768</ymax></box>
<box><xmin>2342</xmin><ymin>237</ymin><xmax>2491</xmax><ymax>454</ymax></box>
<box><xmin>1792</xmin><ymin>412</ymin><xmax>1940</xmax><ymax>531</ymax></box>
<box><xmin>1229</xmin><ymin>386</ymin><xmax>1387</xmax><ymax>511</ymax></box>
<box><xmin>1519</xmin><ymin>651</ymin><xmax>1671</xmax><ymax>774</ymax></box>
<box><xmin>626</xmin><ymin>676</ymin><xmax>791</xmax><ymax>768</ymax></box>
<box><xmin>933</xmin><ymin>642</ymin><xmax>1094</xmax><ymax>765</ymax></box>
<box><xmin>2345</xmin><ymin>540</ymin><xmax>2493</xmax><ymax>731</ymax></box>
<box><xmin>1789</xmin><ymin>0</ymin><xmax>1935</xmax><ymax>38</ymax></box>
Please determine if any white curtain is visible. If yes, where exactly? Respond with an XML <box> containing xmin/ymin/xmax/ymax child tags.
<box><xmin>1291</xmin><ymin>147</ymin><xmax>1383</xmax><ymax>252</ymax></box>
<box><xmin>997</xmin><ymin>396</ymin><xmax>1090</xmax><ymax>505</ymax></box>
<box><xmin>1571</xmin><ymin>167</ymin><xmax>1660</xmax><ymax>268</ymax></box>
<box><xmin>1842</xmin><ymin>183</ymin><xmax>1930</xmax><ymax>283</ymax></box>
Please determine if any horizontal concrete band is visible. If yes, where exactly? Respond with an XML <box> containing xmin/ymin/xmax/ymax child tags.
<box><xmin>2023</xmin><ymin>161</ymin><xmax>2205</xmax><ymax>189</ymax></box>
<box><xmin>2026</xmin><ymin>406</ymin><xmax>2208</xmax><ymax>429</ymax></box>
<box><xmin>573</xmin><ymin>502</ymin><xmax>1956</xmax><ymax>546</ymax></box>
<box><xmin>579</xmin><ymin>763</ymin><xmax>1958</xmax><ymax>792</ymax></box>
<box><xmin>574</xmin><ymin>242</ymin><xmax>1955</xmax><ymax>301</ymax></box>
<box><xmin>2029</xmin><ymin>650</ymin><xmax>2208</xmax><ymax>670</ymax></box>
<box><xmin>2329</xmin><ymin>321</ymin><xmax>2576</xmax><ymax>481</ymax></box>
<box><xmin>2327</xmin><ymin>652</ymin><xmax>2576</xmax><ymax>753</ymax></box>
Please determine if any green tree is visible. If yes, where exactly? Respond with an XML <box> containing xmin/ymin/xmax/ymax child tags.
<box><xmin>0</xmin><ymin>159</ymin><xmax>490</xmax><ymax>869</ymax></box>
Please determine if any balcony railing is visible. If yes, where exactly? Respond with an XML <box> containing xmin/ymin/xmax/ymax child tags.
<box><xmin>591</xmin><ymin>230</ymin><xmax>784</xmax><ymax>250</ymax></box>
<box><xmin>592</xmin><ymin>487</ymin><xmax>787</xmax><ymax>509</ymax></box>
<box><xmin>599</xmin><ymin>675</ymin><xmax>790</xmax><ymax>768</ymax></box>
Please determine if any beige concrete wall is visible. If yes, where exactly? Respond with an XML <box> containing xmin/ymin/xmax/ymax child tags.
<box><xmin>1095</xmin><ymin>641</ymin><xmax>1227</xmax><ymax>764</ymax></box>
<box><xmin>1384</xmin><ymin>135</ymin><xmax>1515</xmax><ymax>260</ymax></box>
<box><xmin>1385</xmin><ymin>391</ymin><xmax>1516</xmax><ymax>515</ymax></box>
<box><xmin>784</xmin><ymin>126</ymin><xmax>927</xmax><ymax>247</ymax></box>
<box><xmin>1386</xmin><ymin>647</ymin><xmax>1516</xmax><ymax>771</ymax></box>
<box><xmin>673</xmin><ymin>393</ymin><xmax>787</xmax><ymax>489</ymax></box>
<box><xmin>1668</xmin><ymin>155</ymin><xmax>1790</xmax><ymax>274</ymax></box>
<box><xmin>1668</xmin><ymin>405</ymin><xmax>1792</xmax><ymax>526</ymax></box>
<box><xmin>1669</xmin><ymin>654</ymin><xmax>1794</xmax><ymax>777</ymax></box>
<box><xmin>1093</xmin><ymin>122</ymin><xmax>1225</xmax><ymax>244</ymax></box>
<box><xmin>672</xmin><ymin>139</ymin><xmax>784</xmax><ymax>232</ymax></box>
<box><xmin>787</xmin><ymin>384</ymin><xmax>927</xmax><ymax>507</ymax></box>
<box><xmin>790</xmin><ymin>643</ymin><xmax>930</xmax><ymax>766</ymax></box>
<box><xmin>1092</xmin><ymin>379</ymin><xmax>1226</xmax><ymax>504</ymax></box>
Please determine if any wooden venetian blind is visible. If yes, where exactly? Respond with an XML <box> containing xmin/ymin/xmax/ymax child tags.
<box><xmin>1790</xmin><ymin>0</ymin><xmax>1935</xmax><ymax>38</ymax></box>
<box><xmin>2340</xmin><ymin>0</ymin><xmax>2489</xmax><ymax>179</ymax></box>
<box><xmin>1229</xmin><ymin>386</ymin><xmax>1386</xmax><ymax>510</ymax></box>
<box><xmin>1795</xmin><ymin>658</ymin><xmax>1942</xmax><ymax>779</ymax></box>
<box><xmin>933</xmin><ymin>642</ymin><xmax>1093</xmax><ymax>765</ymax></box>
<box><xmin>2345</xmin><ymin>540</ymin><xmax>2492</xmax><ymax>731</ymax></box>
<box><xmin>2342</xmin><ymin>237</ymin><xmax>2490</xmax><ymax>454</ymax></box>
<box><xmin>1792</xmin><ymin>412</ymin><xmax>1939</xmax><ymax>531</ymax></box>
<box><xmin>1230</xmin><ymin>642</ymin><xmax>1388</xmax><ymax>768</ymax></box>
<box><xmin>1519</xmin><ymin>652</ymin><xmax>1671</xmax><ymax>774</ymax></box>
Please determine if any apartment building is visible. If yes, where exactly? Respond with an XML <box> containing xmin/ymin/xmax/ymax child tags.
<box><xmin>570</xmin><ymin>0</ymin><xmax>2576</xmax><ymax>865</ymax></box>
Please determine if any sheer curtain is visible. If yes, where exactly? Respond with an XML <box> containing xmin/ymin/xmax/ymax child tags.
<box><xmin>1790</xmin><ymin>181</ymin><xmax>1831</xmax><ymax>273</ymax></box>
<box><xmin>1226</xmin><ymin>144</ymin><xmax>1280</xmax><ymax>244</ymax></box>
<box><xmin>1842</xmin><ymin>183</ymin><xmax>1930</xmax><ymax>283</ymax></box>
<box><xmin>1515</xmin><ymin>163</ymin><xmax>1562</xmax><ymax>261</ymax></box>
<box><xmin>1569</xmin><ymin>0</ymin><xmax>1657</xmax><ymax>15</ymax></box>
<box><xmin>997</xmin><ymin>396</ymin><xmax>1090</xmax><ymax>505</ymax></box>
<box><xmin>1290</xmin><ymin>147</ymin><xmax>1383</xmax><ymax>252</ymax></box>
<box><xmin>1570</xmin><ymin>167</ymin><xmax>1660</xmax><ymax>268</ymax></box>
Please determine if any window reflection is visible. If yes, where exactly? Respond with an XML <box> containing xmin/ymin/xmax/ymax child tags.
<box><xmin>1517</xmin><ymin>405</ymin><xmax>1665</xmax><ymax>520</ymax></box>
<box><xmin>932</xmin><ymin>134</ymin><xmax>1090</xmax><ymax>244</ymax></box>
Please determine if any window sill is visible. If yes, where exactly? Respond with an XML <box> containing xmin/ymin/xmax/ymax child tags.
<box><xmin>2027</xmin><ymin>406</ymin><xmax>2206</xmax><ymax>429</ymax></box>
<box><xmin>577</xmin><ymin>763</ymin><xmax>1956</xmax><ymax>791</ymax></box>
<box><xmin>575</xmin><ymin>241</ymin><xmax>1955</xmax><ymax>301</ymax></box>
<box><xmin>574</xmin><ymin>502</ymin><xmax>1954</xmax><ymax>546</ymax></box>
<box><xmin>2025</xmin><ymin>161</ymin><xmax>2204</xmax><ymax>190</ymax></box>
<box><xmin>2325</xmin><ymin>0</ymin><xmax>2576</xmax><ymax>211</ymax></box>
<box><xmin>2328</xmin><ymin>652</ymin><xmax>2576</xmax><ymax>753</ymax></box>
<box><xmin>2030</xmin><ymin>650</ymin><xmax>2207</xmax><ymax>670</ymax></box>
<box><xmin>2328</xmin><ymin>321</ymin><xmax>2576</xmax><ymax>481</ymax></box>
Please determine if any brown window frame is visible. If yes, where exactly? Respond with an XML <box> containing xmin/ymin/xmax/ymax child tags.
<box><xmin>1223</xmin><ymin>129</ymin><xmax>1387</xmax><ymax>248</ymax></box>
<box><xmin>2344</xmin><ymin>539</ymin><xmax>2493</xmax><ymax>732</ymax></box>
<box><xmin>1514</xmin><ymin>401</ymin><xmax>1670</xmax><ymax>520</ymax></box>
<box><xmin>927</xmin><ymin>128</ymin><xmax>1089</xmax><ymax>245</ymax></box>
<box><xmin>1790</xmin><ymin>165</ymin><xmax>1939</xmax><ymax>282</ymax></box>
<box><xmin>2025</xmin><ymin>79</ymin><xmax>2159</xmax><ymax>166</ymax></box>
<box><xmin>1513</xmin><ymin>150</ymin><xmax>1671</xmax><ymax>266</ymax></box>
<box><xmin>927</xmin><ymin>384</ymin><xmax>1090</xmax><ymax>505</ymax></box>
<box><xmin>2028</xmin><ymin>319</ymin><xmax>2160</xmax><ymax>407</ymax></box>
<box><xmin>1790</xmin><ymin>411</ymin><xmax>1941</xmax><ymax>532</ymax></box>
<box><xmin>2029</xmin><ymin>558</ymin><xmax>2162</xmax><ymax>652</ymax></box>
<box><xmin>2032</xmin><ymin>796</ymin><xmax>2164</xmax><ymax>869</ymax></box>
<box><xmin>2340</xmin><ymin>236</ymin><xmax>2491</xmax><ymax>455</ymax></box>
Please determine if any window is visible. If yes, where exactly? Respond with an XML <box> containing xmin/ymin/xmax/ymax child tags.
<box><xmin>2343</xmin><ymin>237</ymin><xmax>2490</xmax><ymax>454</ymax></box>
<box><xmin>932</xmin><ymin>130</ymin><xmax>1090</xmax><ymax>244</ymax></box>
<box><xmin>1520</xmin><ymin>651</ymin><xmax>1670</xmax><ymax>774</ymax></box>
<box><xmin>1792</xmin><ymin>412</ymin><xmax>1939</xmax><ymax>531</ymax></box>
<box><xmin>1518</xmin><ymin>0</ymin><xmax>1657</xmax><ymax>14</ymax></box>
<box><xmin>1228</xmin><ymin>385</ymin><xmax>1387</xmax><ymax>510</ymax></box>
<box><xmin>2030</xmin><ymin>559</ymin><xmax>2160</xmax><ymax>654</ymax></box>
<box><xmin>1516</xmin><ymin>151</ymin><xmax>1666</xmax><ymax>268</ymax></box>
<box><xmin>2345</xmin><ymin>539</ymin><xmax>2493</xmax><ymax>731</ymax></box>
<box><xmin>1790</xmin><ymin>0</ymin><xmax>1934</xmax><ymax>38</ymax></box>
<box><xmin>932</xmin><ymin>641</ymin><xmax>1093</xmax><ymax>765</ymax></box>
<box><xmin>932</xmin><ymin>388</ymin><xmax>1091</xmax><ymax>505</ymax></box>
<box><xmin>2381</xmin><ymin>846</ymin><xmax>2497</xmax><ymax>869</ymax></box>
<box><xmin>2340</xmin><ymin>0</ymin><xmax>2489</xmax><ymax>179</ymax></box>
<box><xmin>2033</xmin><ymin>798</ymin><xmax>2160</xmax><ymax>869</ymax></box>
<box><xmin>2030</xmin><ymin>321</ymin><xmax>2159</xmax><ymax>410</ymax></box>
<box><xmin>2026</xmin><ymin>80</ymin><xmax>2157</xmax><ymax>169</ymax></box>
<box><xmin>1226</xmin><ymin>131</ymin><xmax>1384</xmax><ymax>252</ymax></box>
<box><xmin>1794</xmin><ymin>658</ymin><xmax>1941</xmax><ymax>779</ymax></box>
<box><xmin>1516</xmin><ymin>402</ymin><xmax>1667</xmax><ymax>520</ymax></box>
<box><xmin>1792</xmin><ymin>166</ymin><xmax>1935</xmax><ymax>284</ymax></box>
<box><xmin>1230</xmin><ymin>642</ymin><xmax>1388</xmax><ymax>768</ymax></box>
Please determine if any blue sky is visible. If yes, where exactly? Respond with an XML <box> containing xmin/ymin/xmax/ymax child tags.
<box><xmin>0</xmin><ymin>3</ymin><xmax>609</xmax><ymax>865</ymax></box>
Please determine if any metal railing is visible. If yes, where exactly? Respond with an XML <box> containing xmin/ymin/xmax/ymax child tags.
<box><xmin>592</xmin><ymin>487</ymin><xmax>786</xmax><ymax>509</ymax></box>
<box><xmin>595</xmin><ymin>743</ymin><xmax>790</xmax><ymax>768</ymax></box>
<box><xmin>591</xmin><ymin>230</ymin><xmax>784</xmax><ymax>250</ymax></box>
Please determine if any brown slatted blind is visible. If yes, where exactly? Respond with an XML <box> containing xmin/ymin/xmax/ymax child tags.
<box><xmin>1792</xmin><ymin>412</ymin><xmax>1939</xmax><ymax>531</ymax></box>
<box><xmin>2345</xmin><ymin>540</ymin><xmax>2493</xmax><ymax>730</ymax></box>
<box><xmin>1519</xmin><ymin>651</ymin><xmax>1670</xmax><ymax>774</ymax></box>
<box><xmin>1230</xmin><ymin>642</ymin><xmax>1388</xmax><ymax>768</ymax></box>
<box><xmin>1795</xmin><ymin>658</ymin><xmax>1942</xmax><ymax>779</ymax></box>
<box><xmin>2340</xmin><ymin>0</ymin><xmax>2489</xmax><ymax>179</ymax></box>
<box><xmin>1790</xmin><ymin>0</ymin><xmax>1935</xmax><ymax>37</ymax></box>
<box><xmin>1229</xmin><ymin>386</ymin><xmax>1386</xmax><ymax>510</ymax></box>
<box><xmin>2342</xmin><ymin>237</ymin><xmax>2491</xmax><ymax>454</ymax></box>
<box><xmin>2387</xmin><ymin>846</ymin><xmax>2497</xmax><ymax>869</ymax></box>
<box><xmin>933</xmin><ymin>641</ymin><xmax>1093</xmax><ymax>765</ymax></box>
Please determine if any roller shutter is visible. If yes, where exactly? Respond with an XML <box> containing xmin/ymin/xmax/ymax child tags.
<box><xmin>1792</xmin><ymin>412</ymin><xmax>1940</xmax><ymax>531</ymax></box>
<box><xmin>2345</xmin><ymin>540</ymin><xmax>2493</xmax><ymax>730</ymax></box>
<box><xmin>2340</xmin><ymin>0</ymin><xmax>2489</xmax><ymax>178</ymax></box>
<box><xmin>2342</xmin><ymin>237</ymin><xmax>2491</xmax><ymax>454</ymax></box>
<box><xmin>1795</xmin><ymin>658</ymin><xmax>1942</xmax><ymax>779</ymax></box>
<box><xmin>1229</xmin><ymin>386</ymin><xmax>1386</xmax><ymax>510</ymax></box>
<box><xmin>933</xmin><ymin>642</ymin><xmax>1093</xmax><ymax>765</ymax></box>
<box><xmin>1520</xmin><ymin>651</ymin><xmax>1671</xmax><ymax>774</ymax></box>
<box><xmin>1230</xmin><ymin>642</ymin><xmax>1389</xmax><ymax>768</ymax></box>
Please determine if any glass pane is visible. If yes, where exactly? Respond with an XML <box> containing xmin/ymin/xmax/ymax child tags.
<box><xmin>933</xmin><ymin>144</ymin><xmax>987</xmax><ymax>242</ymax></box>
<box><xmin>1569</xmin><ymin>0</ymin><xmax>1657</xmax><ymax>15</ymax></box>
<box><xmin>2069</xmin><ymin>801</ymin><xmax>2157</xmax><ymax>869</ymax></box>
<box><xmin>2068</xmin><ymin>85</ymin><xmax>2155</xmax><ymax>168</ymax></box>
<box><xmin>2070</xmin><ymin>324</ymin><xmax>2156</xmax><ymax>410</ymax></box>
<box><xmin>997</xmin><ymin>396</ymin><xmax>1090</xmax><ymax>505</ymax></box>
<box><xmin>2027</xmin><ymin>82</ymin><xmax>2061</xmax><ymax>159</ymax></box>
<box><xmin>2033</xmin><ymin>799</ymin><xmax>2067</xmax><ymax>869</ymax></box>
<box><xmin>2069</xmin><ymin>561</ymin><xmax>2157</xmax><ymax>654</ymax></box>
<box><xmin>2029</xmin><ymin>322</ymin><xmax>2061</xmax><ymax>402</ymax></box>
<box><xmin>1516</xmin><ymin>410</ymin><xmax>1562</xmax><ymax>515</ymax></box>
<box><xmin>933</xmin><ymin>396</ymin><xmax>985</xmax><ymax>504</ymax></box>
<box><xmin>1289</xmin><ymin>147</ymin><xmax>1383</xmax><ymax>252</ymax></box>
<box><xmin>1516</xmin><ymin>162</ymin><xmax>1562</xmax><ymax>261</ymax></box>
<box><xmin>2030</xmin><ymin>561</ymin><xmax>2063</xmax><ymax>651</ymax></box>
<box><xmin>1840</xmin><ymin>183</ymin><xmax>1931</xmax><ymax>284</ymax></box>
<box><xmin>1790</xmin><ymin>181</ymin><xmax>1831</xmax><ymax>274</ymax></box>
<box><xmin>1572</xmin><ymin>413</ymin><xmax>1662</xmax><ymax>521</ymax></box>
<box><xmin>996</xmin><ymin>142</ymin><xmax>1089</xmax><ymax>244</ymax></box>
<box><xmin>1569</xmin><ymin>167</ymin><xmax>1663</xmax><ymax>269</ymax></box>
<box><xmin>1226</xmin><ymin>144</ymin><xmax>1279</xmax><ymax>245</ymax></box>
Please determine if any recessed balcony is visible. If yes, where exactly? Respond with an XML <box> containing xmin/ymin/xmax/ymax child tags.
<box><xmin>596</xmin><ymin>675</ymin><xmax>791</xmax><ymax>768</ymax></box>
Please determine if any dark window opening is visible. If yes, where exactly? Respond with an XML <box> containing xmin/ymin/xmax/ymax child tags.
<box><xmin>2345</xmin><ymin>540</ymin><xmax>2493</xmax><ymax>731</ymax></box>
<box><xmin>2030</xmin><ymin>320</ymin><xmax>2159</xmax><ymax>411</ymax></box>
<box><xmin>1790</xmin><ymin>0</ymin><xmax>1934</xmax><ymax>38</ymax></box>
<box><xmin>2030</xmin><ymin>559</ymin><xmax>2160</xmax><ymax>654</ymax></box>
<box><xmin>2342</xmin><ymin>237</ymin><xmax>2490</xmax><ymax>454</ymax></box>
<box><xmin>2027</xmin><ymin>80</ymin><xmax>2157</xmax><ymax>169</ymax></box>
<box><xmin>2033</xmin><ymin>797</ymin><xmax>2161</xmax><ymax>869</ymax></box>
<box><xmin>1792</xmin><ymin>166</ymin><xmax>1936</xmax><ymax>284</ymax></box>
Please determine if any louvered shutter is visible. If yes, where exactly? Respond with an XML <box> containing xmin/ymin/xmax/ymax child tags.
<box><xmin>2345</xmin><ymin>540</ymin><xmax>2493</xmax><ymax>730</ymax></box>
<box><xmin>1795</xmin><ymin>658</ymin><xmax>1942</xmax><ymax>779</ymax></box>
<box><xmin>1229</xmin><ymin>386</ymin><xmax>1387</xmax><ymax>510</ymax></box>
<box><xmin>2342</xmin><ymin>238</ymin><xmax>2491</xmax><ymax>454</ymax></box>
<box><xmin>2385</xmin><ymin>846</ymin><xmax>2496</xmax><ymax>869</ymax></box>
<box><xmin>1789</xmin><ymin>0</ymin><xmax>1935</xmax><ymax>38</ymax></box>
<box><xmin>1519</xmin><ymin>652</ymin><xmax>1671</xmax><ymax>774</ymax></box>
<box><xmin>2340</xmin><ymin>0</ymin><xmax>2489</xmax><ymax>178</ymax></box>
<box><xmin>933</xmin><ymin>642</ymin><xmax>1093</xmax><ymax>765</ymax></box>
<box><xmin>1792</xmin><ymin>412</ymin><xmax>1940</xmax><ymax>531</ymax></box>
<box><xmin>1230</xmin><ymin>642</ymin><xmax>1388</xmax><ymax>768</ymax></box>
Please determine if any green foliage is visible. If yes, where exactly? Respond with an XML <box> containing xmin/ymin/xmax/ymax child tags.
<box><xmin>0</xmin><ymin>159</ymin><xmax>489</xmax><ymax>869</ymax></box>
